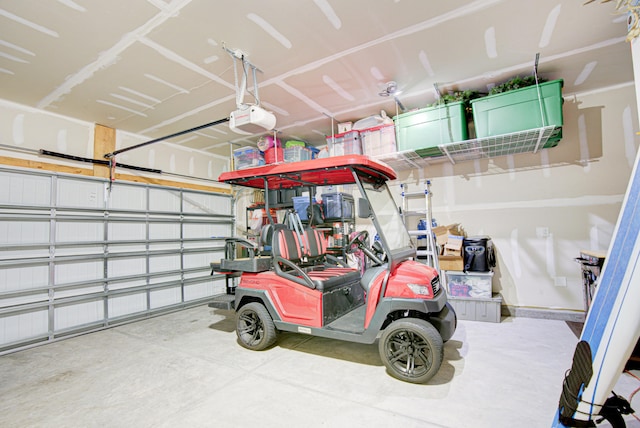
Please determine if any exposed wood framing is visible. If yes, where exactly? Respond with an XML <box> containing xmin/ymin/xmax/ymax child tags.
<box><xmin>0</xmin><ymin>155</ymin><xmax>231</xmax><ymax>194</ymax></box>
<box><xmin>93</xmin><ymin>124</ymin><xmax>115</xmax><ymax>179</ymax></box>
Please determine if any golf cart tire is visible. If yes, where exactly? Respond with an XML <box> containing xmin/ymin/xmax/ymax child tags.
<box><xmin>378</xmin><ymin>318</ymin><xmax>444</xmax><ymax>384</ymax></box>
<box><xmin>236</xmin><ymin>302</ymin><xmax>277</xmax><ymax>351</ymax></box>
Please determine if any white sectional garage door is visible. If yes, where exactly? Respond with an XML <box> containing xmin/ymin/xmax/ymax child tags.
<box><xmin>0</xmin><ymin>166</ymin><xmax>232</xmax><ymax>354</ymax></box>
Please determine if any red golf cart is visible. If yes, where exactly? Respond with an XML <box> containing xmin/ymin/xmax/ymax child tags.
<box><xmin>209</xmin><ymin>154</ymin><xmax>456</xmax><ymax>383</ymax></box>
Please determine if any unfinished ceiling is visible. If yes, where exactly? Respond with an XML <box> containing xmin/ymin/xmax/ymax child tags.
<box><xmin>0</xmin><ymin>0</ymin><xmax>633</xmax><ymax>158</ymax></box>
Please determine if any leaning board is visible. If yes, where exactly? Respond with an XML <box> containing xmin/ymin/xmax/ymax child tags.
<box><xmin>552</xmin><ymin>142</ymin><xmax>640</xmax><ymax>425</ymax></box>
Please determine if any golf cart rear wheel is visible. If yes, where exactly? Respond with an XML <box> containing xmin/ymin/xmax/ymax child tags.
<box><xmin>379</xmin><ymin>318</ymin><xmax>443</xmax><ymax>384</ymax></box>
<box><xmin>236</xmin><ymin>302</ymin><xmax>277</xmax><ymax>351</ymax></box>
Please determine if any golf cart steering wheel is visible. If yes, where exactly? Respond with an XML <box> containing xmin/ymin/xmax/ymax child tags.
<box><xmin>346</xmin><ymin>230</ymin><xmax>369</xmax><ymax>254</ymax></box>
<box><xmin>346</xmin><ymin>230</ymin><xmax>385</xmax><ymax>267</ymax></box>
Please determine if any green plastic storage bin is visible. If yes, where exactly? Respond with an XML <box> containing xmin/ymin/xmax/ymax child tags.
<box><xmin>471</xmin><ymin>79</ymin><xmax>564</xmax><ymax>146</ymax></box>
<box><xmin>394</xmin><ymin>101</ymin><xmax>468</xmax><ymax>157</ymax></box>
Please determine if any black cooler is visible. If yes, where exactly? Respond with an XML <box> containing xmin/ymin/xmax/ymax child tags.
<box><xmin>463</xmin><ymin>236</ymin><xmax>495</xmax><ymax>272</ymax></box>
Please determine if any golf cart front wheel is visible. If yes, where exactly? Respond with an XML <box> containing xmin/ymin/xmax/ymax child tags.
<box><xmin>379</xmin><ymin>318</ymin><xmax>443</xmax><ymax>384</ymax></box>
<box><xmin>236</xmin><ymin>302</ymin><xmax>277</xmax><ymax>351</ymax></box>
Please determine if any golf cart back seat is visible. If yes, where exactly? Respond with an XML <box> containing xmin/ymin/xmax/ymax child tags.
<box><xmin>272</xmin><ymin>227</ymin><xmax>360</xmax><ymax>291</ymax></box>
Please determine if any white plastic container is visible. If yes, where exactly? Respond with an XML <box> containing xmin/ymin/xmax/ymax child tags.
<box><xmin>447</xmin><ymin>294</ymin><xmax>502</xmax><ymax>323</ymax></box>
<box><xmin>360</xmin><ymin>124</ymin><xmax>397</xmax><ymax>157</ymax></box>
<box><xmin>445</xmin><ymin>271</ymin><xmax>493</xmax><ymax>299</ymax></box>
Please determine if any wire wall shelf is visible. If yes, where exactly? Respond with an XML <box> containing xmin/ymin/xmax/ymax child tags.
<box><xmin>376</xmin><ymin>126</ymin><xmax>561</xmax><ymax>171</ymax></box>
<box><xmin>373</xmin><ymin>150</ymin><xmax>444</xmax><ymax>170</ymax></box>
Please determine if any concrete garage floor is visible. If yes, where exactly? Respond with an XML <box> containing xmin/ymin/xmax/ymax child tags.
<box><xmin>1</xmin><ymin>306</ymin><xmax>639</xmax><ymax>428</ymax></box>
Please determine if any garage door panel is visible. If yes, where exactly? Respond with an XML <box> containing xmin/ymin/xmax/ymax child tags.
<box><xmin>0</xmin><ymin>310</ymin><xmax>48</xmax><ymax>347</ymax></box>
<box><xmin>55</xmin><ymin>300</ymin><xmax>104</xmax><ymax>331</ymax></box>
<box><xmin>150</xmin><ymin>286</ymin><xmax>182</xmax><ymax>309</ymax></box>
<box><xmin>0</xmin><ymin>264</ymin><xmax>48</xmax><ymax>293</ymax></box>
<box><xmin>0</xmin><ymin>168</ymin><xmax>233</xmax><ymax>354</ymax></box>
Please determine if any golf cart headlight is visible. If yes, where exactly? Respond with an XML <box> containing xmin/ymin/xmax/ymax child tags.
<box><xmin>407</xmin><ymin>283</ymin><xmax>432</xmax><ymax>295</ymax></box>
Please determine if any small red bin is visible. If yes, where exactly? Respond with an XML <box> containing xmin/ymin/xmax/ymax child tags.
<box><xmin>264</xmin><ymin>147</ymin><xmax>284</xmax><ymax>164</ymax></box>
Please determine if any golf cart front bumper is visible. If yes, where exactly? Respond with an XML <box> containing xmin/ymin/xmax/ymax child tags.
<box><xmin>383</xmin><ymin>291</ymin><xmax>457</xmax><ymax>342</ymax></box>
<box><xmin>429</xmin><ymin>302</ymin><xmax>457</xmax><ymax>342</ymax></box>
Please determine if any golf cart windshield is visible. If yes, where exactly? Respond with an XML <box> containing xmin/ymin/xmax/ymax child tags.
<box><xmin>360</xmin><ymin>179</ymin><xmax>412</xmax><ymax>253</ymax></box>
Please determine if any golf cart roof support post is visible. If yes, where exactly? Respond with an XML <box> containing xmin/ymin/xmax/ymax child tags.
<box><xmin>350</xmin><ymin>166</ymin><xmax>391</xmax><ymax>262</ymax></box>
<box><xmin>378</xmin><ymin>270</ymin><xmax>392</xmax><ymax>306</ymax></box>
<box><xmin>264</xmin><ymin>177</ymin><xmax>275</xmax><ymax>225</ymax></box>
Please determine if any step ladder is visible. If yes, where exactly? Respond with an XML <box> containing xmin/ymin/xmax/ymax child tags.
<box><xmin>400</xmin><ymin>180</ymin><xmax>440</xmax><ymax>273</ymax></box>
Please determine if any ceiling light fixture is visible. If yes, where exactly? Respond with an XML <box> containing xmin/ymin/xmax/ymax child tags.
<box><xmin>379</xmin><ymin>81</ymin><xmax>406</xmax><ymax>112</ymax></box>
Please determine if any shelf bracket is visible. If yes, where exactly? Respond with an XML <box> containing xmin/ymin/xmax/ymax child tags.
<box><xmin>533</xmin><ymin>127</ymin><xmax>546</xmax><ymax>154</ymax></box>
<box><xmin>440</xmin><ymin>145</ymin><xmax>456</xmax><ymax>165</ymax></box>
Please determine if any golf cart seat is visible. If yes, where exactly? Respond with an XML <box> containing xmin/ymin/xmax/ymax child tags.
<box><xmin>273</xmin><ymin>227</ymin><xmax>360</xmax><ymax>291</ymax></box>
<box><xmin>215</xmin><ymin>236</ymin><xmax>272</xmax><ymax>273</ymax></box>
<box><xmin>259</xmin><ymin>222</ymin><xmax>287</xmax><ymax>252</ymax></box>
<box><xmin>302</xmin><ymin>227</ymin><xmax>355</xmax><ymax>272</ymax></box>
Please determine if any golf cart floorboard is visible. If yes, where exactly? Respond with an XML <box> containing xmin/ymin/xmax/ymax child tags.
<box><xmin>208</xmin><ymin>293</ymin><xmax>235</xmax><ymax>310</ymax></box>
<box><xmin>326</xmin><ymin>304</ymin><xmax>366</xmax><ymax>334</ymax></box>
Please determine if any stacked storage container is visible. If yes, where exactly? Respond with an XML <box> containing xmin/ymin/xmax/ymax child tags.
<box><xmin>284</xmin><ymin>146</ymin><xmax>312</xmax><ymax>162</ymax></box>
<box><xmin>322</xmin><ymin>192</ymin><xmax>354</xmax><ymax>220</ymax></box>
<box><xmin>360</xmin><ymin>124</ymin><xmax>397</xmax><ymax>157</ymax></box>
<box><xmin>292</xmin><ymin>195</ymin><xmax>310</xmax><ymax>220</ymax></box>
<box><xmin>233</xmin><ymin>147</ymin><xmax>264</xmax><ymax>170</ymax></box>
<box><xmin>393</xmin><ymin>101</ymin><xmax>468</xmax><ymax>157</ymax></box>
<box><xmin>326</xmin><ymin>130</ymin><xmax>362</xmax><ymax>156</ymax></box>
<box><xmin>444</xmin><ymin>235</ymin><xmax>501</xmax><ymax>323</ymax></box>
<box><xmin>470</xmin><ymin>79</ymin><xmax>564</xmax><ymax>147</ymax></box>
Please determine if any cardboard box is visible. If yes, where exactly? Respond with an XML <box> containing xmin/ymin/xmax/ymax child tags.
<box><xmin>434</xmin><ymin>224</ymin><xmax>463</xmax><ymax>247</ymax></box>
<box><xmin>337</xmin><ymin>122</ymin><xmax>352</xmax><ymax>133</ymax></box>
<box><xmin>443</xmin><ymin>235</ymin><xmax>464</xmax><ymax>256</ymax></box>
<box><xmin>433</xmin><ymin>226</ymin><xmax>449</xmax><ymax>247</ymax></box>
<box><xmin>447</xmin><ymin>223</ymin><xmax>464</xmax><ymax>236</ymax></box>
<box><xmin>439</xmin><ymin>255</ymin><xmax>464</xmax><ymax>271</ymax></box>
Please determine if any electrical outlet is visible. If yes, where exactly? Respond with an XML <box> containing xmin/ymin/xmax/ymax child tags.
<box><xmin>536</xmin><ymin>227</ymin><xmax>549</xmax><ymax>238</ymax></box>
<box><xmin>554</xmin><ymin>276</ymin><xmax>567</xmax><ymax>287</ymax></box>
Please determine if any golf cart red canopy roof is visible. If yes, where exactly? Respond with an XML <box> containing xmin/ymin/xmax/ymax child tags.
<box><xmin>218</xmin><ymin>155</ymin><xmax>396</xmax><ymax>189</ymax></box>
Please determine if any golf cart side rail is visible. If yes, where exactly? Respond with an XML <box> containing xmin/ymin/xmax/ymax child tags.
<box><xmin>218</xmin><ymin>154</ymin><xmax>396</xmax><ymax>189</ymax></box>
<box><xmin>265</xmin><ymin>293</ymin><xmax>453</xmax><ymax>345</ymax></box>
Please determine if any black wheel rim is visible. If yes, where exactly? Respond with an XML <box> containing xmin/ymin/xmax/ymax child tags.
<box><xmin>384</xmin><ymin>329</ymin><xmax>433</xmax><ymax>379</ymax></box>
<box><xmin>238</xmin><ymin>310</ymin><xmax>264</xmax><ymax>346</ymax></box>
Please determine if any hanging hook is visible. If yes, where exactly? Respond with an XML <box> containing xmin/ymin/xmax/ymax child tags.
<box><xmin>108</xmin><ymin>157</ymin><xmax>116</xmax><ymax>193</ymax></box>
